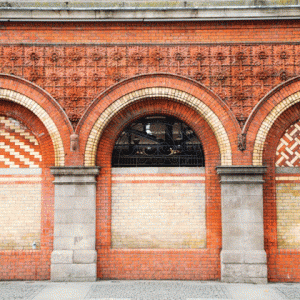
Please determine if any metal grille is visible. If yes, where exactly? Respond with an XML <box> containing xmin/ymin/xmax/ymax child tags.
<box><xmin>112</xmin><ymin>115</ymin><xmax>205</xmax><ymax>167</ymax></box>
<box><xmin>0</xmin><ymin>0</ymin><xmax>298</xmax><ymax>8</ymax></box>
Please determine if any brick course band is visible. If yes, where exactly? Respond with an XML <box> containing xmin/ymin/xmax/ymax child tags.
<box><xmin>0</xmin><ymin>89</ymin><xmax>64</xmax><ymax>166</ymax></box>
<box><xmin>84</xmin><ymin>87</ymin><xmax>232</xmax><ymax>166</ymax></box>
<box><xmin>253</xmin><ymin>91</ymin><xmax>300</xmax><ymax>166</ymax></box>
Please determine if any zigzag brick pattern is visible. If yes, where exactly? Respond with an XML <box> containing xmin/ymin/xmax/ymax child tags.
<box><xmin>0</xmin><ymin>116</ymin><xmax>42</xmax><ymax>168</ymax></box>
<box><xmin>276</xmin><ymin>121</ymin><xmax>300</xmax><ymax>167</ymax></box>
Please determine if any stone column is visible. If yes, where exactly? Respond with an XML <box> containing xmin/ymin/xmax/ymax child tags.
<box><xmin>50</xmin><ymin>167</ymin><xmax>100</xmax><ymax>281</ymax></box>
<box><xmin>216</xmin><ymin>166</ymin><xmax>267</xmax><ymax>284</ymax></box>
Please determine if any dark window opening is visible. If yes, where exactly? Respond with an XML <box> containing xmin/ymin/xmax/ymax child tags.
<box><xmin>112</xmin><ymin>115</ymin><xmax>205</xmax><ymax>167</ymax></box>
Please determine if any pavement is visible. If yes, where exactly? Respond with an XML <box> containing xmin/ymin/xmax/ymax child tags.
<box><xmin>1</xmin><ymin>280</ymin><xmax>300</xmax><ymax>300</ymax></box>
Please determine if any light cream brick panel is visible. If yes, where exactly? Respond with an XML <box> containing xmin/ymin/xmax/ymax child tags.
<box><xmin>111</xmin><ymin>167</ymin><xmax>206</xmax><ymax>249</ymax></box>
<box><xmin>0</xmin><ymin>174</ymin><xmax>42</xmax><ymax>250</ymax></box>
<box><xmin>276</xmin><ymin>179</ymin><xmax>300</xmax><ymax>249</ymax></box>
<box><xmin>253</xmin><ymin>91</ymin><xmax>300</xmax><ymax>166</ymax></box>
<box><xmin>85</xmin><ymin>87</ymin><xmax>232</xmax><ymax>166</ymax></box>
<box><xmin>0</xmin><ymin>88</ymin><xmax>64</xmax><ymax>166</ymax></box>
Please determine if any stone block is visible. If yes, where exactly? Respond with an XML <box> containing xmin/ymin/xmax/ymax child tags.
<box><xmin>222</xmin><ymin>195</ymin><xmax>242</xmax><ymax>209</ymax></box>
<box><xmin>55</xmin><ymin>185</ymin><xmax>76</xmax><ymax>197</ymax></box>
<box><xmin>74</xmin><ymin>185</ymin><xmax>96</xmax><ymax>198</ymax></box>
<box><xmin>51</xmin><ymin>250</ymin><xmax>73</xmax><ymax>264</ymax></box>
<box><xmin>73</xmin><ymin>236</ymin><xmax>95</xmax><ymax>250</ymax></box>
<box><xmin>73</xmin><ymin>210</ymin><xmax>95</xmax><ymax>223</ymax></box>
<box><xmin>51</xmin><ymin>264</ymin><xmax>72</xmax><ymax>281</ymax></box>
<box><xmin>222</xmin><ymin>222</ymin><xmax>264</xmax><ymax>237</ymax></box>
<box><xmin>223</xmin><ymin>208</ymin><xmax>263</xmax><ymax>224</ymax></box>
<box><xmin>244</xmin><ymin>250</ymin><xmax>267</xmax><ymax>264</ymax></box>
<box><xmin>221</xmin><ymin>250</ymin><xmax>267</xmax><ymax>264</ymax></box>
<box><xmin>243</xmin><ymin>234</ymin><xmax>264</xmax><ymax>250</ymax></box>
<box><xmin>54</xmin><ymin>223</ymin><xmax>74</xmax><ymax>237</ymax></box>
<box><xmin>54</xmin><ymin>196</ymin><xmax>75</xmax><ymax>210</ymax></box>
<box><xmin>243</xmin><ymin>277</ymin><xmax>268</xmax><ymax>284</ymax></box>
<box><xmin>73</xmin><ymin>250</ymin><xmax>97</xmax><ymax>264</ymax></box>
<box><xmin>221</xmin><ymin>263</ymin><xmax>244</xmax><ymax>280</ymax></box>
<box><xmin>71</xmin><ymin>263</ymin><xmax>97</xmax><ymax>280</ymax></box>
<box><xmin>54</xmin><ymin>210</ymin><xmax>74</xmax><ymax>224</ymax></box>
<box><xmin>73</xmin><ymin>223</ymin><xmax>95</xmax><ymax>237</ymax></box>
<box><xmin>74</xmin><ymin>196</ymin><xmax>95</xmax><ymax>210</ymax></box>
<box><xmin>53</xmin><ymin>237</ymin><xmax>74</xmax><ymax>250</ymax></box>
<box><xmin>245</xmin><ymin>264</ymin><xmax>268</xmax><ymax>278</ymax></box>
<box><xmin>221</xmin><ymin>250</ymin><xmax>244</xmax><ymax>264</ymax></box>
<box><xmin>221</xmin><ymin>263</ymin><xmax>267</xmax><ymax>283</ymax></box>
<box><xmin>240</xmin><ymin>195</ymin><xmax>263</xmax><ymax>210</ymax></box>
<box><xmin>222</xmin><ymin>276</ymin><xmax>267</xmax><ymax>284</ymax></box>
<box><xmin>245</xmin><ymin>184</ymin><xmax>263</xmax><ymax>196</ymax></box>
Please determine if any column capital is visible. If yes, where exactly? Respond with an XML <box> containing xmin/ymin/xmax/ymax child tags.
<box><xmin>51</xmin><ymin>166</ymin><xmax>100</xmax><ymax>185</ymax></box>
<box><xmin>51</xmin><ymin>166</ymin><xmax>100</xmax><ymax>176</ymax></box>
<box><xmin>216</xmin><ymin>165</ymin><xmax>267</xmax><ymax>175</ymax></box>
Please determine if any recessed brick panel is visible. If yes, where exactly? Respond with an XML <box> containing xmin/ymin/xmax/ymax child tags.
<box><xmin>0</xmin><ymin>172</ymin><xmax>42</xmax><ymax>250</ymax></box>
<box><xmin>111</xmin><ymin>167</ymin><xmax>206</xmax><ymax>249</ymax></box>
<box><xmin>275</xmin><ymin>176</ymin><xmax>300</xmax><ymax>249</ymax></box>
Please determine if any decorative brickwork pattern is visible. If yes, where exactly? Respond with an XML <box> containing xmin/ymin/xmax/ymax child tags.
<box><xmin>0</xmin><ymin>116</ymin><xmax>42</xmax><ymax>168</ymax></box>
<box><xmin>0</xmin><ymin>89</ymin><xmax>64</xmax><ymax>166</ymax></box>
<box><xmin>276</xmin><ymin>176</ymin><xmax>300</xmax><ymax>249</ymax></box>
<box><xmin>1</xmin><ymin>42</ymin><xmax>300</xmax><ymax>126</ymax></box>
<box><xmin>111</xmin><ymin>168</ymin><xmax>206</xmax><ymax>249</ymax></box>
<box><xmin>253</xmin><ymin>91</ymin><xmax>300</xmax><ymax>166</ymax></box>
<box><xmin>85</xmin><ymin>87</ymin><xmax>232</xmax><ymax>166</ymax></box>
<box><xmin>276</xmin><ymin>121</ymin><xmax>300</xmax><ymax>167</ymax></box>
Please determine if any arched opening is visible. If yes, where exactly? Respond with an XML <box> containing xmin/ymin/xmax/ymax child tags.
<box><xmin>95</xmin><ymin>98</ymin><xmax>222</xmax><ymax>280</ymax></box>
<box><xmin>112</xmin><ymin>115</ymin><xmax>205</xmax><ymax>168</ymax></box>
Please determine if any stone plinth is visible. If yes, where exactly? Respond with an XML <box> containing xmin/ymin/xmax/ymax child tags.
<box><xmin>217</xmin><ymin>166</ymin><xmax>267</xmax><ymax>284</ymax></box>
<box><xmin>50</xmin><ymin>167</ymin><xmax>99</xmax><ymax>282</ymax></box>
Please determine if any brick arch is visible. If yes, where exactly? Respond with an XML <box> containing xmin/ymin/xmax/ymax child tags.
<box><xmin>0</xmin><ymin>74</ymin><xmax>73</xmax><ymax>166</ymax></box>
<box><xmin>98</xmin><ymin>98</ymin><xmax>221</xmax><ymax>169</ymax></box>
<box><xmin>79</xmin><ymin>74</ymin><xmax>237</xmax><ymax>167</ymax></box>
<box><xmin>242</xmin><ymin>76</ymin><xmax>300</xmax><ymax>166</ymax></box>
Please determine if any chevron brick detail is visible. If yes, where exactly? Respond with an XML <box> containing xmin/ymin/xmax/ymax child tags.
<box><xmin>0</xmin><ymin>116</ymin><xmax>42</xmax><ymax>168</ymax></box>
<box><xmin>276</xmin><ymin>120</ymin><xmax>300</xmax><ymax>167</ymax></box>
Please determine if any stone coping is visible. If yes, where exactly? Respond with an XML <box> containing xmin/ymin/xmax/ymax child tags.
<box><xmin>1</xmin><ymin>5</ymin><xmax>300</xmax><ymax>21</ymax></box>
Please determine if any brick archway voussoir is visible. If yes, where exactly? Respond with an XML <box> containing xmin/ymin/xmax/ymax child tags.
<box><xmin>84</xmin><ymin>87</ymin><xmax>232</xmax><ymax>166</ymax></box>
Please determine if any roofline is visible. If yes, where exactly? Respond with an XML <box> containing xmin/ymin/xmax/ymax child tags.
<box><xmin>1</xmin><ymin>6</ymin><xmax>300</xmax><ymax>22</ymax></box>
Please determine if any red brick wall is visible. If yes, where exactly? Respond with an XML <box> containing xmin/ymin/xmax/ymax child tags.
<box><xmin>0</xmin><ymin>18</ymin><xmax>300</xmax><ymax>281</ymax></box>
